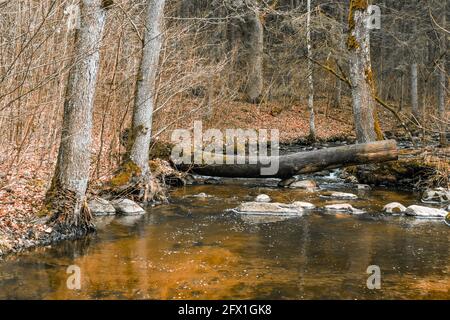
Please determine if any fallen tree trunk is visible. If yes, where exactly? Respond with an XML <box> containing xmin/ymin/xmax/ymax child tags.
<box><xmin>175</xmin><ymin>140</ymin><xmax>398</xmax><ymax>179</ymax></box>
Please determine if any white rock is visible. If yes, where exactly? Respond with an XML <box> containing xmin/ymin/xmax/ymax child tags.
<box><xmin>232</xmin><ymin>202</ymin><xmax>303</xmax><ymax>216</ymax></box>
<box><xmin>320</xmin><ymin>192</ymin><xmax>358</xmax><ymax>200</ymax></box>
<box><xmin>288</xmin><ymin>180</ymin><xmax>317</xmax><ymax>190</ymax></box>
<box><xmin>324</xmin><ymin>203</ymin><xmax>364</xmax><ymax>214</ymax></box>
<box><xmin>357</xmin><ymin>184</ymin><xmax>371</xmax><ymax>190</ymax></box>
<box><xmin>88</xmin><ymin>198</ymin><xmax>116</xmax><ymax>216</ymax></box>
<box><xmin>405</xmin><ymin>205</ymin><xmax>447</xmax><ymax>218</ymax></box>
<box><xmin>111</xmin><ymin>199</ymin><xmax>145</xmax><ymax>216</ymax></box>
<box><xmin>191</xmin><ymin>193</ymin><xmax>211</xmax><ymax>198</ymax></box>
<box><xmin>292</xmin><ymin>201</ymin><xmax>316</xmax><ymax>209</ymax></box>
<box><xmin>255</xmin><ymin>194</ymin><xmax>271</xmax><ymax>203</ymax></box>
<box><xmin>421</xmin><ymin>188</ymin><xmax>450</xmax><ymax>203</ymax></box>
<box><xmin>383</xmin><ymin>202</ymin><xmax>407</xmax><ymax>214</ymax></box>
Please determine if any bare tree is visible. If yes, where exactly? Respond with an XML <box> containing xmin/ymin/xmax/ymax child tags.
<box><xmin>347</xmin><ymin>0</ymin><xmax>380</xmax><ymax>143</ymax></box>
<box><xmin>45</xmin><ymin>0</ymin><xmax>112</xmax><ymax>233</ymax></box>
<box><xmin>307</xmin><ymin>0</ymin><xmax>316</xmax><ymax>140</ymax></box>
<box><xmin>127</xmin><ymin>0</ymin><xmax>166</xmax><ymax>201</ymax></box>
<box><xmin>243</xmin><ymin>3</ymin><xmax>264</xmax><ymax>103</ymax></box>
<box><xmin>438</xmin><ymin>13</ymin><xmax>447</xmax><ymax>146</ymax></box>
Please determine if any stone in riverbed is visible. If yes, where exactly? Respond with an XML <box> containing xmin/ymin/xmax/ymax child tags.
<box><xmin>111</xmin><ymin>199</ymin><xmax>145</xmax><ymax>215</ymax></box>
<box><xmin>405</xmin><ymin>205</ymin><xmax>447</xmax><ymax>218</ymax></box>
<box><xmin>292</xmin><ymin>201</ymin><xmax>316</xmax><ymax>209</ymax></box>
<box><xmin>88</xmin><ymin>198</ymin><xmax>116</xmax><ymax>216</ymax></box>
<box><xmin>287</xmin><ymin>180</ymin><xmax>317</xmax><ymax>190</ymax></box>
<box><xmin>324</xmin><ymin>203</ymin><xmax>364</xmax><ymax>214</ymax></box>
<box><xmin>255</xmin><ymin>194</ymin><xmax>271</xmax><ymax>203</ymax></box>
<box><xmin>232</xmin><ymin>202</ymin><xmax>303</xmax><ymax>216</ymax></box>
<box><xmin>383</xmin><ymin>202</ymin><xmax>407</xmax><ymax>214</ymax></box>
<box><xmin>191</xmin><ymin>193</ymin><xmax>211</xmax><ymax>198</ymax></box>
<box><xmin>320</xmin><ymin>192</ymin><xmax>358</xmax><ymax>200</ymax></box>
<box><xmin>421</xmin><ymin>188</ymin><xmax>450</xmax><ymax>203</ymax></box>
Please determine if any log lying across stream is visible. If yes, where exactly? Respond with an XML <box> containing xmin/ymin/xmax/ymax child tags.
<box><xmin>175</xmin><ymin>140</ymin><xmax>398</xmax><ymax>179</ymax></box>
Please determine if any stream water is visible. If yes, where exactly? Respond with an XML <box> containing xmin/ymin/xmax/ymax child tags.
<box><xmin>0</xmin><ymin>171</ymin><xmax>448</xmax><ymax>300</ymax></box>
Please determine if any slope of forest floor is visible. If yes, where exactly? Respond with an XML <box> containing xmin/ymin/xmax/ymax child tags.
<box><xmin>0</xmin><ymin>99</ymin><xmax>422</xmax><ymax>257</ymax></box>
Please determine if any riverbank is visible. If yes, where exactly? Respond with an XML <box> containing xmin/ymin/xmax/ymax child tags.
<box><xmin>0</xmin><ymin>100</ymin><xmax>448</xmax><ymax>257</ymax></box>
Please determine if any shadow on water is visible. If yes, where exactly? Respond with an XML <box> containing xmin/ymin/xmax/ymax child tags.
<box><xmin>0</xmin><ymin>182</ymin><xmax>448</xmax><ymax>299</ymax></box>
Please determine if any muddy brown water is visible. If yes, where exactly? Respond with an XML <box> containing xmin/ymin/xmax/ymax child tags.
<box><xmin>0</xmin><ymin>175</ymin><xmax>448</xmax><ymax>299</ymax></box>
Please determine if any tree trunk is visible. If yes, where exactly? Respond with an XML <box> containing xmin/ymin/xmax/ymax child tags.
<box><xmin>45</xmin><ymin>0</ymin><xmax>111</xmax><ymax>233</ymax></box>
<box><xmin>128</xmin><ymin>0</ymin><xmax>166</xmax><ymax>180</ymax></box>
<box><xmin>307</xmin><ymin>0</ymin><xmax>316</xmax><ymax>140</ymax></box>
<box><xmin>244</xmin><ymin>8</ymin><xmax>264</xmax><ymax>103</ymax></box>
<box><xmin>411</xmin><ymin>62</ymin><xmax>419</xmax><ymax>120</ymax></box>
<box><xmin>176</xmin><ymin>140</ymin><xmax>398</xmax><ymax>179</ymax></box>
<box><xmin>438</xmin><ymin>14</ymin><xmax>447</xmax><ymax>147</ymax></box>
<box><xmin>347</xmin><ymin>0</ymin><xmax>380</xmax><ymax>143</ymax></box>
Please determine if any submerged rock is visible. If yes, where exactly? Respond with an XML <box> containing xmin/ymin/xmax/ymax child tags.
<box><xmin>324</xmin><ymin>203</ymin><xmax>364</xmax><ymax>214</ymax></box>
<box><xmin>421</xmin><ymin>188</ymin><xmax>450</xmax><ymax>204</ymax></box>
<box><xmin>190</xmin><ymin>193</ymin><xmax>211</xmax><ymax>198</ymax></box>
<box><xmin>405</xmin><ymin>205</ymin><xmax>447</xmax><ymax>218</ymax></box>
<box><xmin>383</xmin><ymin>202</ymin><xmax>407</xmax><ymax>214</ymax></box>
<box><xmin>287</xmin><ymin>180</ymin><xmax>317</xmax><ymax>190</ymax></box>
<box><xmin>255</xmin><ymin>194</ymin><xmax>271</xmax><ymax>203</ymax></box>
<box><xmin>321</xmin><ymin>192</ymin><xmax>358</xmax><ymax>200</ymax></box>
<box><xmin>232</xmin><ymin>202</ymin><xmax>303</xmax><ymax>216</ymax></box>
<box><xmin>292</xmin><ymin>201</ymin><xmax>316</xmax><ymax>209</ymax></box>
<box><xmin>88</xmin><ymin>198</ymin><xmax>116</xmax><ymax>216</ymax></box>
<box><xmin>111</xmin><ymin>199</ymin><xmax>145</xmax><ymax>216</ymax></box>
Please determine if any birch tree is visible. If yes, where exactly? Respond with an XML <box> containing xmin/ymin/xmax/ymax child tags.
<box><xmin>126</xmin><ymin>0</ymin><xmax>166</xmax><ymax>200</ymax></box>
<box><xmin>347</xmin><ymin>0</ymin><xmax>381</xmax><ymax>143</ymax></box>
<box><xmin>45</xmin><ymin>0</ymin><xmax>112</xmax><ymax>233</ymax></box>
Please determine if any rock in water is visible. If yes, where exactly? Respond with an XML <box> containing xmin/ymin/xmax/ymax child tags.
<box><xmin>232</xmin><ymin>202</ymin><xmax>303</xmax><ymax>216</ymax></box>
<box><xmin>421</xmin><ymin>188</ymin><xmax>450</xmax><ymax>203</ymax></box>
<box><xmin>255</xmin><ymin>194</ymin><xmax>271</xmax><ymax>203</ymax></box>
<box><xmin>320</xmin><ymin>192</ymin><xmax>358</xmax><ymax>200</ymax></box>
<box><xmin>405</xmin><ymin>205</ymin><xmax>447</xmax><ymax>218</ymax></box>
<box><xmin>88</xmin><ymin>198</ymin><xmax>116</xmax><ymax>216</ymax></box>
<box><xmin>324</xmin><ymin>203</ymin><xmax>364</xmax><ymax>214</ymax></box>
<box><xmin>292</xmin><ymin>201</ymin><xmax>316</xmax><ymax>209</ymax></box>
<box><xmin>288</xmin><ymin>180</ymin><xmax>317</xmax><ymax>190</ymax></box>
<box><xmin>445</xmin><ymin>213</ymin><xmax>450</xmax><ymax>226</ymax></box>
<box><xmin>111</xmin><ymin>199</ymin><xmax>145</xmax><ymax>215</ymax></box>
<box><xmin>383</xmin><ymin>202</ymin><xmax>407</xmax><ymax>214</ymax></box>
<box><xmin>191</xmin><ymin>193</ymin><xmax>211</xmax><ymax>198</ymax></box>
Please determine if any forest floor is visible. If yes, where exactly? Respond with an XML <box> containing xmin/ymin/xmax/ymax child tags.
<box><xmin>0</xmin><ymin>99</ymin><xmax>427</xmax><ymax>257</ymax></box>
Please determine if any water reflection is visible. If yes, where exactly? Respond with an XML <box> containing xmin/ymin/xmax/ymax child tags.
<box><xmin>0</xmin><ymin>184</ymin><xmax>448</xmax><ymax>299</ymax></box>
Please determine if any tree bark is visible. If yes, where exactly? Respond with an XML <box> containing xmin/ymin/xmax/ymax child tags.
<box><xmin>176</xmin><ymin>140</ymin><xmax>398</xmax><ymax>179</ymax></box>
<box><xmin>45</xmin><ymin>0</ymin><xmax>111</xmax><ymax>233</ymax></box>
<box><xmin>347</xmin><ymin>0</ymin><xmax>380</xmax><ymax>143</ymax></box>
<box><xmin>129</xmin><ymin>0</ymin><xmax>166</xmax><ymax>178</ymax></box>
<box><xmin>438</xmin><ymin>14</ymin><xmax>447</xmax><ymax>146</ymax></box>
<box><xmin>411</xmin><ymin>62</ymin><xmax>419</xmax><ymax>120</ymax></box>
<box><xmin>307</xmin><ymin>0</ymin><xmax>316</xmax><ymax>140</ymax></box>
<box><xmin>244</xmin><ymin>7</ymin><xmax>264</xmax><ymax>103</ymax></box>
<box><xmin>332</xmin><ymin>6</ymin><xmax>344</xmax><ymax>108</ymax></box>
